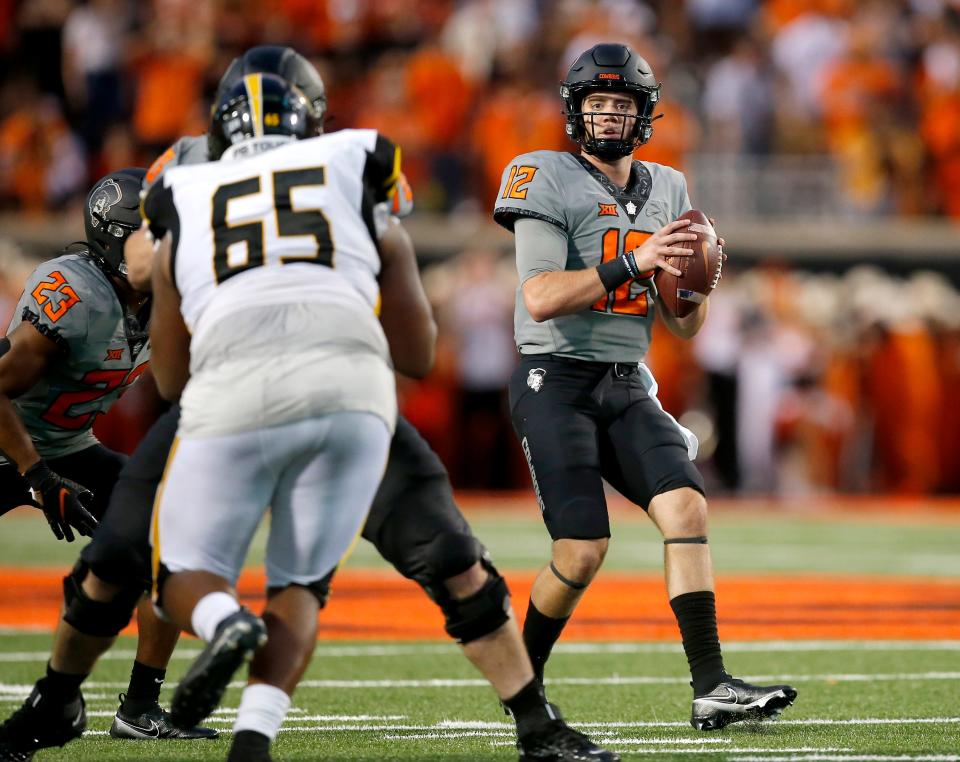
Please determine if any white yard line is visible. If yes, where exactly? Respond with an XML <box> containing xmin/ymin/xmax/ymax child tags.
<box><xmin>1</xmin><ymin>639</ymin><xmax>960</xmax><ymax>660</ymax></box>
<box><xmin>3</xmin><ymin>670</ymin><xmax>960</xmax><ymax>694</ymax></box>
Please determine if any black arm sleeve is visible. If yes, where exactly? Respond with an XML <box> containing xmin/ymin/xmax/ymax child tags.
<box><xmin>363</xmin><ymin>134</ymin><xmax>401</xmax><ymax>204</ymax></box>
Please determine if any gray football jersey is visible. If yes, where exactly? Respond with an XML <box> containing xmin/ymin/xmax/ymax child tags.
<box><xmin>494</xmin><ymin>150</ymin><xmax>691</xmax><ymax>363</ymax></box>
<box><xmin>144</xmin><ymin>135</ymin><xmax>209</xmax><ymax>189</ymax></box>
<box><xmin>0</xmin><ymin>252</ymin><xmax>151</xmax><ymax>462</ymax></box>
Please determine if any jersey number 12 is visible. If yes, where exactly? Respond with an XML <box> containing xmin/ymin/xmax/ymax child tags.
<box><xmin>592</xmin><ymin>229</ymin><xmax>655</xmax><ymax>316</ymax></box>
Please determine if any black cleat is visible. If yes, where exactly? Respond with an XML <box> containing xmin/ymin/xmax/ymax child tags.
<box><xmin>0</xmin><ymin>684</ymin><xmax>86</xmax><ymax>760</ymax></box>
<box><xmin>518</xmin><ymin>711</ymin><xmax>619</xmax><ymax>761</ymax></box>
<box><xmin>691</xmin><ymin>678</ymin><xmax>797</xmax><ymax>731</ymax></box>
<box><xmin>227</xmin><ymin>729</ymin><xmax>273</xmax><ymax>761</ymax></box>
<box><xmin>109</xmin><ymin>693</ymin><xmax>219</xmax><ymax>739</ymax></box>
<box><xmin>171</xmin><ymin>608</ymin><xmax>267</xmax><ymax>729</ymax></box>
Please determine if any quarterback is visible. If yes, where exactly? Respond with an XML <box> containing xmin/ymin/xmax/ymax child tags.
<box><xmin>495</xmin><ymin>42</ymin><xmax>797</xmax><ymax>731</ymax></box>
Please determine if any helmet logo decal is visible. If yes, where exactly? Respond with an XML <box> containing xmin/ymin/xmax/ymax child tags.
<box><xmin>598</xmin><ymin>72</ymin><xmax>622</xmax><ymax>80</ymax></box>
<box><xmin>88</xmin><ymin>179</ymin><xmax>122</xmax><ymax>228</ymax></box>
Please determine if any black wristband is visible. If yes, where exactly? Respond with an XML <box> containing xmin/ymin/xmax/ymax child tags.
<box><xmin>0</xmin><ymin>337</ymin><xmax>9</xmax><ymax>359</ymax></box>
<box><xmin>596</xmin><ymin>256</ymin><xmax>630</xmax><ymax>292</ymax></box>
<box><xmin>596</xmin><ymin>251</ymin><xmax>641</xmax><ymax>292</ymax></box>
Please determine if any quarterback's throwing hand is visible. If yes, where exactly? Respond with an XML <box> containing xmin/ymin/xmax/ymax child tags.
<box><xmin>23</xmin><ymin>460</ymin><xmax>98</xmax><ymax>542</ymax></box>
<box><xmin>629</xmin><ymin>219</ymin><xmax>696</xmax><ymax>277</ymax></box>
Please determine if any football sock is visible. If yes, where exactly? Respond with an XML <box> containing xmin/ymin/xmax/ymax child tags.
<box><xmin>121</xmin><ymin>661</ymin><xmax>165</xmax><ymax>714</ymax></box>
<box><xmin>233</xmin><ymin>683</ymin><xmax>290</xmax><ymax>740</ymax></box>
<box><xmin>503</xmin><ymin>678</ymin><xmax>557</xmax><ymax>737</ymax></box>
<box><xmin>39</xmin><ymin>662</ymin><xmax>86</xmax><ymax>704</ymax></box>
<box><xmin>522</xmin><ymin>599</ymin><xmax>569</xmax><ymax>683</ymax></box>
<box><xmin>191</xmin><ymin>592</ymin><xmax>241</xmax><ymax>642</ymax></box>
<box><xmin>669</xmin><ymin>590</ymin><xmax>730</xmax><ymax>695</ymax></box>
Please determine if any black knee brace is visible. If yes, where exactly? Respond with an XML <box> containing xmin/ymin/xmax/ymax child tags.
<box><xmin>62</xmin><ymin>561</ymin><xmax>144</xmax><ymax>638</ymax></box>
<box><xmin>267</xmin><ymin>569</ymin><xmax>335</xmax><ymax>609</ymax></box>
<box><xmin>422</xmin><ymin>531</ymin><xmax>482</xmax><ymax>581</ymax></box>
<box><xmin>428</xmin><ymin>554</ymin><xmax>511</xmax><ymax>645</ymax></box>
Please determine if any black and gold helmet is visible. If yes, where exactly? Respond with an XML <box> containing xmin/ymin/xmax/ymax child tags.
<box><xmin>561</xmin><ymin>43</ymin><xmax>661</xmax><ymax>160</ymax></box>
<box><xmin>208</xmin><ymin>73</ymin><xmax>321</xmax><ymax>160</ymax></box>
<box><xmin>216</xmin><ymin>45</ymin><xmax>327</xmax><ymax>125</ymax></box>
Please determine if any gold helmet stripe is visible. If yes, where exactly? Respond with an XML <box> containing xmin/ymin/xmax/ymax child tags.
<box><xmin>243</xmin><ymin>73</ymin><xmax>264</xmax><ymax>138</ymax></box>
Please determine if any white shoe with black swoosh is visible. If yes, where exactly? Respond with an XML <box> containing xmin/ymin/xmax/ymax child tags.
<box><xmin>691</xmin><ymin>678</ymin><xmax>798</xmax><ymax>731</ymax></box>
<box><xmin>109</xmin><ymin>694</ymin><xmax>218</xmax><ymax>740</ymax></box>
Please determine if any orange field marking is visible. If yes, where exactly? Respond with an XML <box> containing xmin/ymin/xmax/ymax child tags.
<box><xmin>0</xmin><ymin>568</ymin><xmax>957</xmax><ymax>640</ymax></box>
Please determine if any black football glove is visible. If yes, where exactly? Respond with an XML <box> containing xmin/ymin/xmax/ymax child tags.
<box><xmin>23</xmin><ymin>460</ymin><xmax>98</xmax><ymax>542</ymax></box>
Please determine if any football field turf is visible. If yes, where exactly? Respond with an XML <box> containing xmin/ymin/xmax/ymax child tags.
<box><xmin>1</xmin><ymin>499</ymin><xmax>958</xmax><ymax>760</ymax></box>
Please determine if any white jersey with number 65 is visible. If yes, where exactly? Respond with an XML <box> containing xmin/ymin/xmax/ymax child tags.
<box><xmin>142</xmin><ymin>128</ymin><xmax>402</xmax><ymax>437</ymax></box>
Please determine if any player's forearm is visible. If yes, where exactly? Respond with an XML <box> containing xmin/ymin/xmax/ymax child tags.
<box><xmin>149</xmin><ymin>238</ymin><xmax>192</xmax><ymax>401</ymax></box>
<box><xmin>378</xmin><ymin>217</ymin><xmax>436</xmax><ymax>378</ymax></box>
<box><xmin>0</xmin><ymin>396</ymin><xmax>40</xmax><ymax>473</ymax></box>
<box><xmin>124</xmin><ymin>224</ymin><xmax>156</xmax><ymax>293</ymax></box>
<box><xmin>658</xmin><ymin>296</ymin><xmax>709</xmax><ymax>339</ymax></box>
<box><xmin>522</xmin><ymin>270</ymin><xmax>608</xmax><ymax>322</ymax></box>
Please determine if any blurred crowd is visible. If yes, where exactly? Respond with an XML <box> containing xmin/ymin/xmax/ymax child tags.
<box><xmin>2</xmin><ymin>0</ymin><xmax>960</xmax><ymax>216</ymax></box>
<box><xmin>412</xmin><ymin>252</ymin><xmax>960</xmax><ymax>496</ymax></box>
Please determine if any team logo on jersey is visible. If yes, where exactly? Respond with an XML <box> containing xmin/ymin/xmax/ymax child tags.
<box><xmin>625</xmin><ymin>201</ymin><xmax>638</xmax><ymax>217</ymax></box>
<box><xmin>104</xmin><ymin>348</ymin><xmax>124</xmax><ymax>361</ymax></box>
<box><xmin>527</xmin><ymin>368</ymin><xmax>546</xmax><ymax>393</ymax></box>
<box><xmin>89</xmin><ymin>178</ymin><xmax>122</xmax><ymax>228</ymax></box>
<box><xmin>598</xmin><ymin>203</ymin><xmax>619</xmax><ymax>217</ymax></box>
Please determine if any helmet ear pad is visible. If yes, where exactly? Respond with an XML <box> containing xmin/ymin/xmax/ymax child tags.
<box><xmin>84</xmin><ymin>168</ymin><xmax>146</xmax><ymax>277</ymax></box>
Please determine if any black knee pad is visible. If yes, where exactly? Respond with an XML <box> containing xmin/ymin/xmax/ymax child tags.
<box><xmin>267</xmin><ymin>569</ymin><xmax>335</xmax><ymax>609</ymax></box>
<box><xmin>433</xmin><ymin>557</ymin><xmax>511</xmax><ymax>644</ymax></box>
<box><xmin>62</xmin><ymin>561</ymin><xmax>144</xmax><ymax>638</ymax></box>
<box><xmin>422</xmin><ymin>532</ymin><xmax>482</xmax><ymax>581</ymax></box>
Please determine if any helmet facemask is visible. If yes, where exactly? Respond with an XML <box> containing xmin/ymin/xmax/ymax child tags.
<box><xmin>564</xmin><ymin>84</ymin><xmax>660</xmax><ymax>160</ymax></box>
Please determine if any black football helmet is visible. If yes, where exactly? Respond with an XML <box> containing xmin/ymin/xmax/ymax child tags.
<box><xmin>216</xmin><ymin>45</ymin><xmax>327</xmax><ymax>127</ymax></box>
<box><xmin>84</xmin><ymin>167</ymin><xmax>145</xmax><ymax>279</ymax></box>
<box><xmin>561</xmin><ymin>43</ymin><xmax>661</xmax><ymax>160</ymax></box>
<box><xmin>208</xmin><ymin>73</ymin><xmax>321</xmax><ymax>160</ymax></box>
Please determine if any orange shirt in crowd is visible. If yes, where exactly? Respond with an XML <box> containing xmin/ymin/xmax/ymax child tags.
<box><xmin>470</xmin><ymin>84</ymin><xmax>567</xmax><ymax>206</ymax></box>
<box><xmin>132</xmin><ymin>52</ymin><xmax>205</xmax><ymax>146</ymax></box>
<box><xmin>866</xmin><ymin>326</ymin><xmax>942</xmax><ymax>493</ymax></box>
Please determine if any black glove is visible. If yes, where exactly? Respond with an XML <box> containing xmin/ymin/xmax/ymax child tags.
<box><xmin>23</xmin><ymin>460</ymin><xmax>98</xmax><ymax>542</ymax></box>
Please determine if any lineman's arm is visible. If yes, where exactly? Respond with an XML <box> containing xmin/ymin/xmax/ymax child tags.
<box><xmin>124</xmin><ymin>223</ymin><xmax>156</xmax><ymax>293</ymax></box>
<box><xmin>519</xmin><ymin>218</ymin><xmax>694</xmax><ymax>323</ymax></box>
<box><xmin>149</xmin><ymin>235</ymin><xmax>191</xmax><ymax>401</ymax></box>
<box><xmin>0</xmin><ymin>324</ymin><xmax>58</xmax><ymax>472</ymax></box>
<box><xmin>378</xmin><ymin>216</ymin><xmax>436</xmax><ymax>378</ymax></box>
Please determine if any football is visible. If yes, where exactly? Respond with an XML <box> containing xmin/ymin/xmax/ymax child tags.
<box><xmin>654</xmin><ymin>209</ymin><xmax>721</xmax><ymax>319</ymax></box>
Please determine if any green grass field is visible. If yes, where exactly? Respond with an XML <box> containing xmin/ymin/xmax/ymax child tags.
<box><xmin>1</xmin><ymin>506</ymin><xmax>959</xmax><ymax>760</ymax></box>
